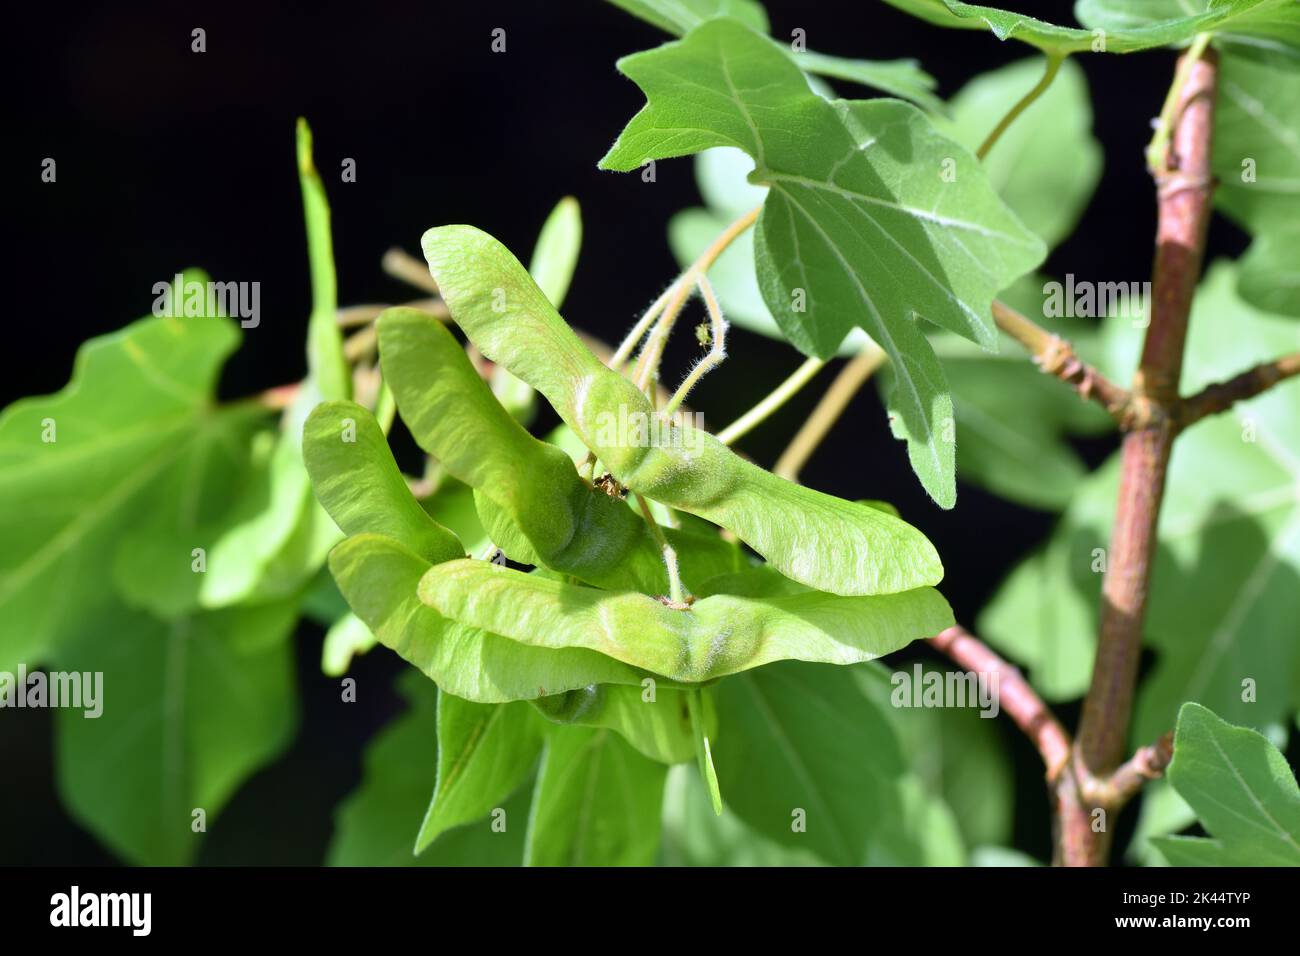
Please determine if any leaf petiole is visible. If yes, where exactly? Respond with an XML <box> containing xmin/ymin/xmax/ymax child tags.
<box><xmin>716</xmin><ymin>356</ymin><xmax>827</xmax><ymax>446</ymax></box>
<box><xmin>976</xmin><ymin>52</ymin><xmax>1067</xmax><ymax>160</ymax></box>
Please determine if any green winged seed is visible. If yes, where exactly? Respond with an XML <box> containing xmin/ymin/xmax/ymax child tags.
<box><xmin>296</xmin><ymin>118</ymin><xmax>350</xmax><ymax>403</ymax></box>
<box><xmin>377</xmin><ymin>307</ymin><xmax>676</xmax><ymax>593</ymax></box>
<box><xmin>488</xmin><ymin>196</ymin><xmax>586</xmax><ymax>426</ymax></box>
<box><xmin>321</xmin><ymin>611</ymin><xmax>378</xmax><ymax>677</ymax></box>
<box><xmin>529</xmin><ymin>196</ymin><xmax>583</xmax><ymax>308</ymax></box>
<box><xmin>304</xmin><ymin>400</ymin><xmax>465</xmax><ymax>564</ymax></box>
<box><xmin>329</xmin><ymin>533</ymin><xmax>645</xmax><ymax>703</ymax></box>
<box><xmin>418</xmin><ymin>558</ymin><xmax>954</xmax><ymax>683</ymax></box>
<box><xmin>420</xmin><ymin>225</ymin><xmax>944</xmax><ymax>596</ymax></box>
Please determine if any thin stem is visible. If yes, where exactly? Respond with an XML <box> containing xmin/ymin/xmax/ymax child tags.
<box><xmin>382</xmin><ymin>247</ymin><xmax>440</xmax><ymax>293</ymax></box>
<box><xmin>635</xmin><ymin>493</ymin><xmax>684</xmax><ymax>604</ymax></box>
<box><xmin>774</xmin><ymin>342</ymin><xmax>886</xmax><ymax>482</ymax></box>
<box><xmin>692</xmin><ymin>205</ymin><xmax>762</xmax><ymax>274</ymax></box>
<box><xmin>661</xmin><ymin>273</ymin><xmax>728</xmax><ymax>417</ymax></box>
<box><xmin>1146</xmin><ymin>33</ymin><xmax>1213</xmax><ymax>176</ymax></box>
<box><xmin>342</xmin><ymin>324</ymin><xmax>378</xmax><ymax>362</ymax></box>
<box><xmin>610</xmin><ymin>281</ymin><xmax>680</xmax><ymax>372</ymax></box>
<box><xmin>992</xmin><ymin>299</ymin><xmax>1136</xmax><ymax>424</ymax></box>
<box><xmin>715</xmin><ymin>356</ymin><xmax>827</xmax><ymax>445</ymax></box>
<box><xmin>633</xmin><ymin>279</ymin><xmax>695</xmax><ymax>391</ymax></box>
<box><xmin>990</xmin><ymin>292</ymin><xmax>1300</xmax><ymax>434</ymax></box>
<box><xmin>929</xmin><ymin>626</ymin><xmax>1072</xmax><ymax>780</ymax></box>
<box><xmin>1063</xmin><ymin>45</ymin><xmax>1219</xmax><ymax>868</ymax></box>
<box><xmin>336</xmin><ymin>304</ymin><xmax>387</xmax><ymax>328</ymax></box>
<box><xmin>336</xmin><ymin>297</ymin><xmax>446</xmax><ymax>328</ymax></box>
<box><xmin>977</xmin><ymin>53</ymin><xmax>1066</xmax><ymax>160</ymax></box>
<box><xmin>632</xmin><ymin>205</ymin><xmax>760</xmax><ymax>390</ymax></box>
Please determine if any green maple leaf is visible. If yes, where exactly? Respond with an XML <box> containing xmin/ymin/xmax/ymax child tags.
<box><xmin>605</xmin><ymin>0</ymin><xmax>944</xmax><ymax>109</ymax></box>
<box><xmin>1077</xmin><ymin>0</ymin><xmax>1300</xmax><ymax>63</ymax></box>
<box><xmin>600</xmin><ymin>17</ymin><xmax>1045</xmax><ymax>505</ymax></box>
<box><xmin>524</xmin><ymin>724</ymin><xmax>669</xmax><ymax>866</ymax></box>
<box><xmin>53</xmin><ymin>600</ymin><xmax>299</xmax><ymax>865</ymax></box>
<box><xmin>0</xmin><ymin>304</ymin><xmax>244</xmax><ymax>670</ymax></box>
<box><xmin>1213</xmin><ymin>53</ymin><xmax>1300</xmax><ymax>316</ymax></box>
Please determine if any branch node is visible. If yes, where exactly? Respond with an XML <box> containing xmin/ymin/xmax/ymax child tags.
<box><xmin>994</xmin><ymin>300</ymin><xmax>1136</xmax><ymax>426</ymax></box>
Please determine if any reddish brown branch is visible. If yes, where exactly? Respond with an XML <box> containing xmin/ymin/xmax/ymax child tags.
<box><xmin>1177</xmin><ymin>352</ymin><xmax>1300</xmax><ymax>427</ymax></box>
<box><xmin>1078</xmin><ymin>48</ymin><xmax>1218</xmax><ymax>775</ymax></box>
<box><xmin>992</xmin><ymin>300</ymin><xmax>1136</xmax><ymax>425</ymax></box>
<box><xmin>1059</xmin><ymin>47</ymin><xmax>1219</xmax><ymax>867</ymax></box>
<box><xmin>1075</xmin><ymin>425</ymin><xmax>1176</xmax><ymax>778</ymax></box>
<box><xmin>928</xmin><ymin>625</ymin><xmax>1072</xmax><ymax>781</ymax></box>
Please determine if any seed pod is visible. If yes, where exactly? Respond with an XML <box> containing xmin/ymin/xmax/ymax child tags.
<box><xmin>420</xmin><ymin>225</ymin><xmax>943</xmax><ymax>596</ymax></box>
<box><xmin>329</xmin><ymin>533</ymin><xmax>646</xmax><ymax>703</ymax></box>
<box><xmin>378</xmin><ymin>308</ymin><xmax>672</xmax><ymax>592</ymax></box>
<box><xmin>303</xmin><ymin>400</ymin><xmax>463</xmax><ymax>564</ymax></box>
<box><xmin>418</xmin><ymin>557</ymin><xmax>954</xmax><ymax>683</ymax></box>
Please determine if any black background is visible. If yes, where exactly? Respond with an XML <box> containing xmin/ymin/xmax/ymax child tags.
<box><xmin>2</xmin><ymin>0</ymin><xmax>1258</xmax><ymax>866</ymax></box>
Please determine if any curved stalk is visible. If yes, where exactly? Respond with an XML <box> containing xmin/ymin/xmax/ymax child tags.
<box><xmin>632</xmin><ymin>205</ymin><xmax>760</xmax><ymax>390</ymax></box>
<box><xmin>977</xmin><ymin>53</ymin><xmax>1066</xmax><ymax>160</ymax></box>
<box><xmin>661</xmin><ymin>273</ymin><xmax>728</xmax><ymax>417</ymax></box>
<box><xmin>610</xmin><ymin>280</ymin><xmax>681</xmax><ymax>373</ymax></box>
